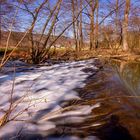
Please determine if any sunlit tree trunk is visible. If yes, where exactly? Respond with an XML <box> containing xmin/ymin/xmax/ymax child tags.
<box><xmin>79</xmin><ymin>0</ymin><xmax>83</xmax><ymax>51</ymax></box>
<box><xmin>75</xmin><ymin>0</ymin><xmax>80</xmax><ymax>52</ymax></box>
<box><xmin>122</xmin><ymin>0</ymin><xmax>130</xmax><ymax>51</ymax></box>
<box><xmin>71</xmin><ymin>0</ymin><xmax>78</xmax><ymax>52</ymax></box>
<box><xmin>89</xmin><ymin>0</ymin><xmax>95</xmax><ymax>50</ymax></box>
<box><xmin>95</xmin><ymin>0</ymin><xmax>99</xmax><ymax>48</ymax></box>
<box><xmin>114</xmin><ymin>0</ymin><xmax>120</xmax><ymax>48</ymax></box>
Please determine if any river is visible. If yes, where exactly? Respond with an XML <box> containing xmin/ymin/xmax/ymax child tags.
<box><xmin>0</xmin><ymin>59</ymin><xmax>140</xmax><ymax>140</ymax></box>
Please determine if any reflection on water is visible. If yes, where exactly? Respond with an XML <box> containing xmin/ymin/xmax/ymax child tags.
<box><xmin>112</xmin><ymin>61</ymin><xmax>140</xmax><ymax>96</ymax></box>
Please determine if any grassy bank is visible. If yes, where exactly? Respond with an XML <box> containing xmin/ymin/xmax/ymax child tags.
<box><xmin>0</xmin><ymin>46</ymin><xmax>140</xmax><ymax>64</ymax></box>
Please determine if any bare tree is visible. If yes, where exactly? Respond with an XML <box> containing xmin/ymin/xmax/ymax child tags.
<box><xmin>89</xmin><ymin>0</ymin><xmax>95</xmax><ymax>50</ymax></box>
<box><xmin>95</xmin><ymin>0</ymin><xmax>99</xmax><ymax>48</ymax></box>
<box><xmin>122</xmin><ymin>0</ymin><xmax>130</xmax><ymax>51</ymax></box>
<box><xmin>79</xmin><ymin>0</ymin><xmax>84</xmax><ymax>51</ymax></box>
<box><xmin>71</xmin><ymin>0</ymin><xmax>80</xmax><ymax>52</ymax></box>
<box><xmin>21</xmin><ymin>0</ymin><xmax>62</xmax><ymax>64</ymax></box>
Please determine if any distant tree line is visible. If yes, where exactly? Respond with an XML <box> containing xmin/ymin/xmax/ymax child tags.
<box><xmin>0</xmin><ymin>0</ymin><xmax>140</xmax><ymax>65</ymax></box>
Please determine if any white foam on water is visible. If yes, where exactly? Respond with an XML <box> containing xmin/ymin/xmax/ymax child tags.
<box><xmin>0</xmin><ymin>59</ymin><xmax>100</xmax><ymax>138</ymax></box>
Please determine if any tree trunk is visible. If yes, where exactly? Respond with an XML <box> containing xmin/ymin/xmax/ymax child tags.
<box><xmin>71</xmin><ymin>0</ymin><xmax>78</xmax><ymax>52</ymax></box>
<box><xmin>95</xmin><ymin>0</ymin><xmax>99</xmax><ymax>49</ymax></box>
<box><xmin>89</xmin><ymin>0</ymin><xmax>95</xmax><ymax>50</ymax></box>
<box><xmin>79</xmin><ymin>0</ymin><xmax>83</xmax><ymax>51</ymax></box>
<box><xmin>122</xmin><ymin>0</ymin><xmax>130</xmax><ymax>51</ymax></box>
<box><xmin>75</xmin><ymin>0</ymin><xmax>80</xmax><ymax>52</ymax></box>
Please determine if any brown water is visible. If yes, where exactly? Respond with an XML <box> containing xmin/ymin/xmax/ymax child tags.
<box><xmin>46</xmin><ymin>60</ymin><xmax>140</xmax><ymax>140</ymax></box>
<box><xmin>111</xmin><ymin>61</ymin><xmax>140</xmax><ymax>96</ymax></box>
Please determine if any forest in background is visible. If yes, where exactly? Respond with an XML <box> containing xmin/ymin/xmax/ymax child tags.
<box><xmin>0</xmin><ymin>0</ymin><xmax>140</xmax><ymax>66</ymax></box>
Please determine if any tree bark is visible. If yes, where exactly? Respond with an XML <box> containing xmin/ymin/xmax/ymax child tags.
<box><xmin>71</xmin><ymin>0</ymin><xmax>78</xmax><ymax>52</ymax></box>
<box><xmin>122</xmin><ymin>0</ymin><xmax>130</xmax><ymax>51</ymax></box>
<box><xmin>89</xmin><ymin>0</ymin><xmax>95</xmax><ymax>50</ymax></box>
<box><xmin>79</xmin><ymin>0</ymin><xmax>84</xmax><ymax>50</ymax></box>
<box><xmin>95</xmin><ymin>0</ymin><xmax>99</xmax><ymax>48</ymax></box>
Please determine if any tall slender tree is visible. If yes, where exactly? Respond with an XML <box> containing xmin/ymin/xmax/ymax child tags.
<box><xmin>95</xmin><ymin>0</ymin><xmax>99</xmax><ymax>48</ymax></box>
<box><xmin>89</xmin><ymin>0</ymin><xmax>95</xmax><ymax>50</ymax></box>
<box><xmin>122</xmin><ymin>0</ymin><xmax>130</xmax><ymax>51</ymax></box>
<box><xmin>79</xmin><ymin>0</ymin><xmax>83</xmax><ymax>51</ymax></box>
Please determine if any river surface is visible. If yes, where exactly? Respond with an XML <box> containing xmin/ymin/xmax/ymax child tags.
<box><xmin>111</xmin><ymin>60</ymin><xmax>140</xmax><ymax>96</ymax></box>
<box><xmin>47</xmin><ymin>60</ymin><xmax>140</xmax><ymax>140</ymax></box>
<box><xmin>0</xmin><ymin>59</ymin><xmax>140</xmax><ymax>140</ymax></box>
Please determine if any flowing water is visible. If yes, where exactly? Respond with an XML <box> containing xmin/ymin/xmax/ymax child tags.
<box><xmin>46</xmin><ymin>60</ymin><xmax>140</xmax><ymax>140</ymax></box>
<box><xmin>0</xmin><ymin>59</ymin><xmax>140</xmax><ymax>140</ymax></box>
<box><xmin>112</xmin><ymin>61</ymin><xmax>140</xmax><ymax>96</ymax></box>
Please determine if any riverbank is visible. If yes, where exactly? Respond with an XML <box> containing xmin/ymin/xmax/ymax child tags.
<box><xmin>1</xmin><ymin>48</ymin><xmax>140</xmax><ymax>66</ymax></box>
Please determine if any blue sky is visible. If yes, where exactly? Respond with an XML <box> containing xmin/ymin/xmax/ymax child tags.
<box><xmin>7</xmin><ymin>0</ymin><xmax>140</xmax><ymax>35</ymax></box>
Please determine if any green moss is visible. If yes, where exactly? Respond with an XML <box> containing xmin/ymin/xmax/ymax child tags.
<box><xmin>0</xmin><ymin>47</ymin><xmax>13</xmax><ymax>52</ymax></box>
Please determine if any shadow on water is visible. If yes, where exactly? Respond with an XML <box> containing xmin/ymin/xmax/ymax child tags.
<box><xmin>95</xmin><ymin>115</ymin><xmax>134</xmax><ymax>140</ymax></box>
<box><xmin>4</xmin><ymin>115</ymin><xmax>134</xmax><ymax>140</ymax></box>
